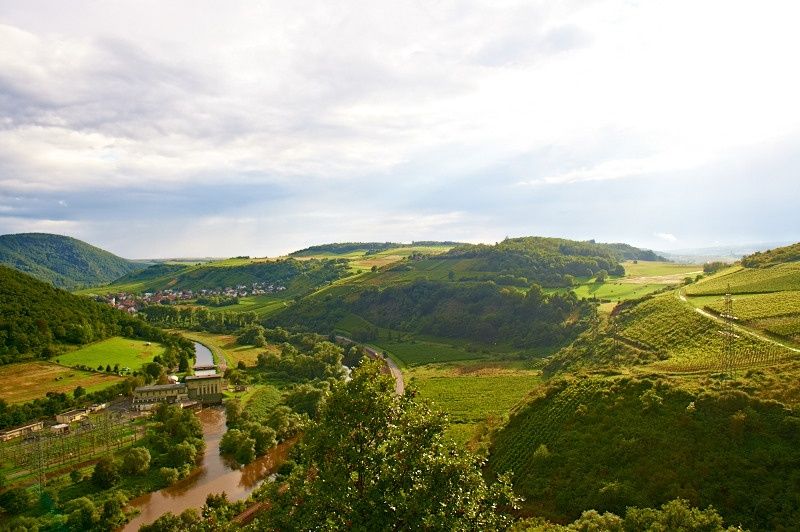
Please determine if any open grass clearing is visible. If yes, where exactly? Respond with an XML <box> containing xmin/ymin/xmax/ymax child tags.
<box><xmin>621</xmin><ymin>260</ymin><xmax>702</xmax><ymax>278</ymax></box>
<box><xmin>57</xmin><ymin>337</ymin><xmax>164</xmax><ymax>371</ymax></box>
<box><xmin>0</xmin><ymin>361</ymin><xmax>123</xmax><ymax>404</ymax></box>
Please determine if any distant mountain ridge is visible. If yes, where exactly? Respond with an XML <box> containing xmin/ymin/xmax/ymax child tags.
<box><xmin>0</xmin><ymin>233</ymin><xmax>147</xmax><ymax>290</ymax></box>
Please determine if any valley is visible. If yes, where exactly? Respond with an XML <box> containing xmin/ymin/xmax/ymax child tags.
<box><xmin>1</xmin><ymin>235</ymin><xmax>799</xmax><ymax>530</ymax></box>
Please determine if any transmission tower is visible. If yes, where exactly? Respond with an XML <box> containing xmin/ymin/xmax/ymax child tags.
<box><xmin>719</xmin><ymin>284</ymin><xmax>738</xmax><ymax>376</ymax></box>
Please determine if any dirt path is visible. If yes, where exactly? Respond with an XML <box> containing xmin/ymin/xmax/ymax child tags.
<box><xmin>336</xmin><ymin>336</ymin><xmax>405</xmax><ymax>395</ymax></box>
<box><xmin>677</xmin><ymin>290</ymin><xmax>800</xmax><ymax>353</ymax></box>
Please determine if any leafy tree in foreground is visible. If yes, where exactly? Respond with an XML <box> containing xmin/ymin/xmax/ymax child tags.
<box><xmin>258</xmin><ymin>361</ymin><xmax>518</xmax><ymax>530</ymax></box>
<box><xmin>513</xmin><ymin>498</ymin><xmax>741</xmax><ymax>531</ymax></box>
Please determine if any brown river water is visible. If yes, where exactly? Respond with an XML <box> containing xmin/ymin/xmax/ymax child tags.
<box><xmin>123</xmin><ymin>408</ymin><xmax>290</xmax><ymax>530</ymax></box>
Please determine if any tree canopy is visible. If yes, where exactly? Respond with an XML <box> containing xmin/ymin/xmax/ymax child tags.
<box><xmin>257</xmin><ymin>361</ymin><xmax>518</xmax><ymax>530</ymax></box>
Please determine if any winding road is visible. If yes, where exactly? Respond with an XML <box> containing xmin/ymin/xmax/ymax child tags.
<box><xmin>336</xmin><ymin>336</ymin><xmax>405</xmax><ymax>395</ymax></box>
<box><xmin>677</xmin><ymin>290</ymin><xmax>800</xmax><ymax>354</ymax></box>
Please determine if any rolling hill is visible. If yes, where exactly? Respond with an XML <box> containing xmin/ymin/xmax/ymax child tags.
<box><xmin>93</xmin><ymin>256</ymin><xmax>349</xmax><ymax>295</ymax></box>
<box><xmin>487</xmin><ymin>374</ymin><xmax>800</xmax><ymax>530</ymax></box>
<box><xmin>0</xmin><ymin>233</ymin><xmax>146</xmax><ymax>290</ymax></box>
<box><xmin>0</xmin><ymin>265</ymin><xmax>171</xmax><ymax>364</ymax></box>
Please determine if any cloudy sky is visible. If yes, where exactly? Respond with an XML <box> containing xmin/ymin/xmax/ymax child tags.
<box><xmin>1</xmin><ymin>0</ymin><xmax>798</xmax><ymax>258</ymax></box>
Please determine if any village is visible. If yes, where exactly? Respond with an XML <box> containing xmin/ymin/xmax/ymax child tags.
<box><xmin>96</xmin><ymin>282</ymin><xmax>287</xmax><ymax>312</ymax></box>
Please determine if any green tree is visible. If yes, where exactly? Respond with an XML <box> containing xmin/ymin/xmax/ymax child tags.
<box><xmin>169</xmin><ymin>441</ymin><xmax>197</xmax><ymax>466</ymax></box>
<box><xmin>73</xmin><ymin>385</ymin><xmax>85</xmax><ymax>399</ymax></box>
<box><xmin>140</xmin><ymin>508</ymin><xmax>202</xmax><ymax>532</ymax></box>
<box><xmin>122</xmin><ymin>446</ymin><xmax>151</xmax><ymax>476</ymax></box>
<box><xmin>159</xmin><ymin>467</ymin><xmax>180</xmax><ymax>486</ymax></box>
<box><xmin>91</xmin><ymin>457</ymin><xmax>120</xmax><ymax>489</ymax></box>
<box><xmin>261</xmin><ymin>361</ymin><xmax>518</xmax><ymax>529</ymax></box>
<box><xmin>66</xmin><ymin>497</ymin><xmax>99</xmax><ymax>530</ymax></box>
<box><xmin>595</xmin><ymin>269</ymin><xmax>608</xmax><ymax>283</ymax></box>
<box><xmin>0</xmin><ymin>487</ymin><xmax>33</xmax><ymax>515</ymax></box>
<box><xmin>99</xmin><ymin>491</ymin><xmax>128</xmax><ymax>529</ymax></box>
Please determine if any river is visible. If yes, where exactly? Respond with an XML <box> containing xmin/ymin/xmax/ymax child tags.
<box><xmin>124</xmin><ymin>408</ymin><xmax>291</xmax><ymax>530</ymax></box>
<box><xmin>192</xmin><ymin>341</ymin><xmax>217</xmax><ymax>376</ymax></box>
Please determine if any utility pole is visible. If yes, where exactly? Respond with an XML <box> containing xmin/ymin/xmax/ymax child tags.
<box><xmin>719</xmin><ymin>284</ymin><xmax>738</xmax><ymax>377</ymax></box>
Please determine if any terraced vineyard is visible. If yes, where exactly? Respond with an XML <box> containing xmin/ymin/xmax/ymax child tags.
<box><xmin>720</xmin><ymin>290</ymin><xmax>800</xmax><ymax>318</ymax></box>
<box><xmin>684</xmin><ymin>262</ymin><xmax>800</xmax><ymax>295</ymax></box>
<box><xmin>487</xmin><ymin>375</ymin><xmax>800</xmax><ymax>529</ymax></box>
<box><xmin>487</xmin><ymin>377</ymin><xmax>605</xmax><ymax>495</ymax></box>
<box><xmin>752</xmin><ymin>316</ymin><xmax>800</xmax><ymax>341</ymax></box>
<box><xmin>615</xmin><ymin>295</ymin><xmax>793</xmax><ymax>372</ymax></box>
<box><xmin>697</xmin><ymin>290</ymin><xmax>800</xmax><ymax>340</ymax></box>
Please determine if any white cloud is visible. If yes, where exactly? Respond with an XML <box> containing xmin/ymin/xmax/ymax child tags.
<box><xmin>1</xmin><ymin>1</ymin><xmax>799</xmax><ymax>254</ymax></box>
<box><xmin>655</xmin><ymin>232</ymin><xmax>678</xmax><ymax>243</ymax></box>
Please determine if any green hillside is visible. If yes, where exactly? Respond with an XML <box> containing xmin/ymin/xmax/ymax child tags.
<box><xmin>741</xmin><ymin>241</ymin><xmax>800</xmax><ymax>267</ymax></box>
<box><xmin>0</xmin><ymin>233</ymin><xmax>146</xmax><ymax>290</ymax></box>
<box><xmin>0</xmin><ymin>265</ymin><xmax>175</xmax><ymax>364</ymax></box>
<box><xmin>93</xmin><ymin>257</ymin><xmax>348</xmax><ymax>294</ymax></box>
<box><xmin>487</xmin><ymin>375</ymin><xmax>800</xmax><ymax>530</ymax></box>
<box><xmin>441</xmin><ymin>237</ymin><xmax>665</xmax><ymax>287</ymax></box>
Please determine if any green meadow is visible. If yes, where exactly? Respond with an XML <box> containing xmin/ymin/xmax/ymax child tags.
<box><xmin>57</xmin><ymin>336</ymin><xmax>165</xmax><ymax>371</ymax></box>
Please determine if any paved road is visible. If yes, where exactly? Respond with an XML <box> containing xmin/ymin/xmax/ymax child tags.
<box><xmin>336</xmin><ymin>336</ymin><xmax>405</xmax><ymax>395</ymax></box>
<box><xmin>677</xmin><ymin>290</ymin><xmax>800</xmax><ymax>353</ymax></box>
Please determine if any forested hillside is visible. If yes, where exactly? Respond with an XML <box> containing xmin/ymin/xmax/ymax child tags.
<box><xmin>0</xmin><ymin>265</ymin><xmax>172</xmax><ymax>364</ymax></box>
<box><xmin>272</xmin><ymin>279</ymin><xmax>593</xmax><ymax>349</ymax></box>
<box><xmin>488</xmin><ymin>375</ymin><xmax>800</xmax><ymax>530</ymax></box>
<box><xmin>442</xmin><ymin>237</ymin><xmax>664</xmax><ymax>287</ymax></box>
<box><xmin>0</xmin><ymin>233</ymin><xmax>146</xmax><ymax>290</ymax></box>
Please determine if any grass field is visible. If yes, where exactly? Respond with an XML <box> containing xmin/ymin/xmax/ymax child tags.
<box><xmin>178</xmin><ymin>331</ymin><xmax>276</xmax><ymax>367</ymax></box>
<box><xmin>408</xmin><ymin>361</ymin><xmax>542</xmax><ymax>444</ymax></box>
<box><xmin>57</xmin><ymin>337</ymin><xmax>164</xmax><ymax>371</ymax></box>
<box><xmin>571</xmin><ymin>282</ymin><xmax>666</xmax><ymax>301</ymax></box>
<box><xmin>373</xmin><ymin>339</ymin><xmax>488</xmax><ymax>366</ymax></box>
<box><xmin>0</xmin><ymin>362</ymin><xmax>123</xmax><ymax>404</ymax></box>
<box><xmin>207</xmin><ymin>294</ymin><xmax>290</xmax><ymax>316</ymax></box>
<box><xmin>621</xmin><ymin>261</ymin><xmax>702</xmax><ymax>278</ymax></box>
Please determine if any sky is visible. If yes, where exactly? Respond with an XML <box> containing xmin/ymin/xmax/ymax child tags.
<box><xmin>0</xmin><ymin>0</ymin><xmax>798</xmax><ymax>259</ymax></box>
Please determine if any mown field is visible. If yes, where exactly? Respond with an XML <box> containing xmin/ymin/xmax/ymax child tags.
<box><xmin>564</xmin><ymin>261</ymin><xmax>702</xmax><ymax>303</ymax></box>
<box><xmin>0</xmin><ymin>362</ymin><xmax>123</xmax><ymax>404</ymax></box>
<box><xmin>57</xmin><ymin>336</ymin><xmax>164</xmax><ymax>371</ymax></box>
<box><xmin>407</xmin><ymin>361</ymin><xmax>542</xmax><ymax>444</ymax></box>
